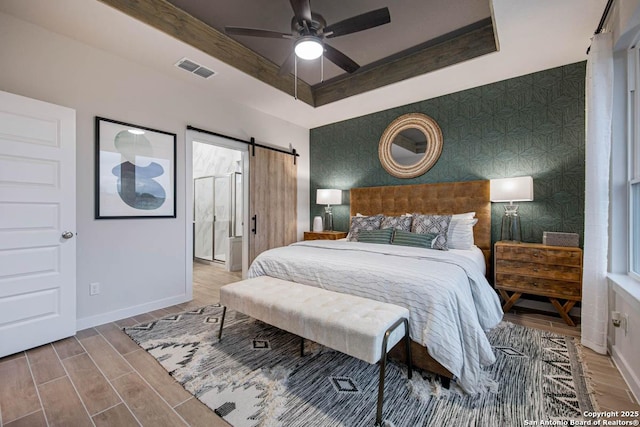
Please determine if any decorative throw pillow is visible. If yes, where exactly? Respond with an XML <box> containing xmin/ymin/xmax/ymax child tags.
<box><xmin>410</xmin><ymin>214</ymin><xmax>452</xmax><ymax>250</ymax></box>
<box><xmin>346</xmin><ymin>215</ymin><xmax>384</xmax><ymax>241</ymax></box>
<box><xmin>357</xmin><ymin>228</ymin><xmax>394</xmax><ymax>244</ymax></box>
<box><xmin>380</xmin><ymin>215</ymin><xmax>412</xmax><ymax>232</ymax></box>
<box><xmin>392</xmin><ymin>230</ymin><xmax>438</xmax><ymax>249</ymax></box>
<box><xmin>447</xmin><ymin>217</ymin><xmax>478</xmax><ymax>250</ymax></box>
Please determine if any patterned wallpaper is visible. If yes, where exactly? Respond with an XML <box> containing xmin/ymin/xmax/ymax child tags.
<box><xmin>310</xmin><ymin>62</ymin><xmax>586</xmax><ymax>246</ymax></box>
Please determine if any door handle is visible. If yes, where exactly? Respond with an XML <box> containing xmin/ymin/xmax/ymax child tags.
<box><xmin>61</xmin><ymin>231</ymin><xmax>74</xmax><ymax>239</ymax></box>
<box><xmin>251</xmin><ymin>215</ymin><xmax>257</xmax><ymax>234</ymax></box>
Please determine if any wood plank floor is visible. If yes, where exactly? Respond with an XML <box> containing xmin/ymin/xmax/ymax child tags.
<box><xmin>0</xmin><ymin>262</ymin><xmax>637</xmax><ymax>426</ymax></box>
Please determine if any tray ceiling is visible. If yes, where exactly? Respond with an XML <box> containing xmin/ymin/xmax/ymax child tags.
<box><xmin>99</xmin><ymin>0</ymin><xmax>498</xmax><ymax>107</ymax></box>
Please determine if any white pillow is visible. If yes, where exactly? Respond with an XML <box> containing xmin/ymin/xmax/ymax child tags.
<box><xmin>410</xmin><ymin>212</ymin><xmax>474</xmax><ymax>219</ymax></box>
<box><xmin>451</xmin><ymin>212</ymin><xmax>476</xmax><ymax>220</ymax></box>
<box><xmin>447</xmin><ymin>217</ymin><xmax>478</xmax><ymax>250</ymax></box>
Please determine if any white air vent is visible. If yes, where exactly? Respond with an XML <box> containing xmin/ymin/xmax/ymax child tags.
<box><xmin>175</xmin><ymin>58</ymin><xmax>215</xmax><ymax>79</ymax></box>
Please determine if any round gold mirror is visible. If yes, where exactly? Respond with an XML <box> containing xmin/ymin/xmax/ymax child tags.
<box><xmin>378</xmin><ymin>113</ymin><xmax>443</xmax><ymax>179</ymax></box>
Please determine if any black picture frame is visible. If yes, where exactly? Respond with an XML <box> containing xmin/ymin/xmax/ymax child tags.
<box><xmin>95</xmin><ymin>117</ymin><xmax>176</xmax><ymax>219</ymax></box>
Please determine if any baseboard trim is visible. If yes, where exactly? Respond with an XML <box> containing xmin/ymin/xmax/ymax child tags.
<box><xmin>75</xmin><ymin>294</ymin><xmax>191</xmax><ymax>331</ymax></box>
<box><xmin>611</xmin><ymin>345</ymin><xmax>640</xmax><ymax>402</ymax></box>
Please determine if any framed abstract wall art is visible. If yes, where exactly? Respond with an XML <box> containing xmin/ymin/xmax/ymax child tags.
<box><xmin>95</xmin><ymin>117</ymin><xmax>176</xmax><ymax>219</ymax></box>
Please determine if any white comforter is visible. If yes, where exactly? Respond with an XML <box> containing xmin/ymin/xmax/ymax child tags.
<box><xmin>247</xmin><ymin>240</ymin><xmax>503</xmax><ymax>394</ymax></box>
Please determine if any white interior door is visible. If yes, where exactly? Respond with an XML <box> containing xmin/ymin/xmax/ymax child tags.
<box><xmin>0</xmin><ymin>90</ymin><xmax>76</xmax><ymax>358</ymax></box>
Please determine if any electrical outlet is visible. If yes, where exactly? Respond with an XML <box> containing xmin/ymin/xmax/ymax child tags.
<box><xmin>90</xmin><ymin>282</ymin><xmax>100</xmax><ymax>296</ymax></box>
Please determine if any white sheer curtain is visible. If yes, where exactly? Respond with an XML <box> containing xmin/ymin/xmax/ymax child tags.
<box><xmin>582</xmin><ymin>32</ymin><xmax>613</xmax><ymax>354</ymax></box>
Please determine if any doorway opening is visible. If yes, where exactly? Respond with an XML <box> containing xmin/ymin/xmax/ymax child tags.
<box><xmin>193</xmin><ymin>168</ymin><xmax>242</xmax><ymax>265</ymax></box>
<box><xmin>188</xmin><ymin>131</ymin><xmax>249</xmax><ymax>295</ymax></box>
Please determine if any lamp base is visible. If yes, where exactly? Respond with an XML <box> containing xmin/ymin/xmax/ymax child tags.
<box><xmin>500</xmin><ymin>204</ymin><xmax>522</xmax><ymax>242</ymax></box>
<box><xmin>323</xmin><ymin>206</ymin><xmax>334</xmax><ymax>231</ymax></box>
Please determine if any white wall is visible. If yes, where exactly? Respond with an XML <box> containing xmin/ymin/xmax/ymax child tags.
<box><xmin>0</xmin><ymin>12</ymin><xmax>310</xmax><ymax>329</ymax></box>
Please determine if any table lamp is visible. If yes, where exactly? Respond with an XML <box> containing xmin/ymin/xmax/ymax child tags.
<box><xmin>316</xmin><ymin>189</ymin><xmax>342</xmax><ymax>231</ymax></box>
<box><xmin>490</xmin><ymin>176</ymin><xmax>534</xmax><ymax>242</ymax></box>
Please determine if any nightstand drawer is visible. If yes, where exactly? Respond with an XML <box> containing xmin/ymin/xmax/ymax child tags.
<box><xmin>495</xmin><ymin>245</ymin><xmax>581</xmax><ymax>266</ymax></box>
<box><xmin>495</xmin><ymin>273</ymin><xmax>582</xmax><ymax>299</ymax></box>
<box><xmin>495</xmin><ymin>259</ymin><xmax>581</xmax><ymax>282</ymax></box>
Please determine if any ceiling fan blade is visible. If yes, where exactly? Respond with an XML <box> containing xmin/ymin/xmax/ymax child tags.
<box><xmin>278</xmin><ymin>51</ymin><xmax>295</xmax><ymax>76</ymax></box>
<box><xmin>323</xmin><ymin>44</ymin><xmax>360</xmax><ymax>74</ymax></box>
<box><xmin>289</xmin><ymin>0</ymin><xmax>312</xmax><ymax>25</ymax></box>
<box><xmin>324</xmin><ymin>7</ymin><xmax>391</xmax><ymax>38</ymax></box>
<box><xmin>225</xmin><ymin>27</ymin><xmax>293</xmax><ymax>39</ymax></box>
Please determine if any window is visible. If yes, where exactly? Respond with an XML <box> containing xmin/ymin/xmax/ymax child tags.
<box><xmin>630</xmin><ymin>46</ymin><xmax>640</xmax><ymax>278</ymax></box>
<box><xmin>633</xmin><ymin>180</ymin><xmax>640</xmax><ymax>275</ymax></box>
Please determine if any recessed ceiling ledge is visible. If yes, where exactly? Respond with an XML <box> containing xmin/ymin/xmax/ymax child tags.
<box><xmin>98</xmin><ymin>0</ymin><xmax>315</xmax><ymax>105</ymax></box>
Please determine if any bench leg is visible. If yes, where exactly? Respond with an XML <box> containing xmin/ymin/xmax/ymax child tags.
<box><xmin>403</xmin><ymin>318</ymin><xmax>412</xmax><ymax>380</ymax></box>
<box><xmin>376</xmin><ymin>351</ymin><xmax>388</xmax><ymax>427</ymax></box>
<box><xmin>217</xmin><ymin>306</ymin><xmax>227</xmax><ymax>340</ymax></box>
<box><xmin>300</xmin><ymin>337</ymin><xmax>305</xmax><ymax>357</ymax></box>
<box><xmin>376</xmin><ymin>317</ymin><xmax>411</xmax><ymax>427</ymax></box>
<box><xmin>440</xmin><ymin>375</ymin><xmax>451</xmax><ymax>389</ymax></box>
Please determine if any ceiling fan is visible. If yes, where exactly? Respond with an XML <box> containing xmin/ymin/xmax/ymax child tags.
<box><xmin>225</xmin><ymin>0</ymin><xmax>391</xmax><ymax>76</ymax></box>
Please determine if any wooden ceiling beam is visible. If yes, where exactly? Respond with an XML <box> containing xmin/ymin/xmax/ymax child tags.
<box><xmin>312</xmin><ymin>22</ymin><xmax>498</xmax><ymax>107</ymax></box>
<box><xmin>98</xmin><ymin>0</ymin><xmax>315</xmax><ymax>106</ymax></box>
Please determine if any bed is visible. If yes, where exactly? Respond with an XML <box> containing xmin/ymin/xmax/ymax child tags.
<box><xmin>247</xmin><ymin>180</ymin><xmax>503</xmax><ymax>394</ymax></box>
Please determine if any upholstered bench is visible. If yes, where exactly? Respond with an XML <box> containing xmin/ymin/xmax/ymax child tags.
<box><xmin>218</xmin><ymin>276</ymin><xmax>412</xmax><ymax>426</ymax></box>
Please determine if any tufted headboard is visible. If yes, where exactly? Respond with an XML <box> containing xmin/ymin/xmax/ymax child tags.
<box><xmin>349</xmin><ymin>180</ymin><xmax>491</xmax><ymax>271</ymax></box>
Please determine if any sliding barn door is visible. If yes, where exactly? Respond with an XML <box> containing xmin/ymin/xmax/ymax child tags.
<box><xmin>249</xmin><ymin>146</ymin><xmax>297</xmax><ymax>265</ymax></box>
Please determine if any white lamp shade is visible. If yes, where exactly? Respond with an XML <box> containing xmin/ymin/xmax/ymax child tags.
<box><xmin>490</xmin><ymin>176</ymin><xmax>534</xmax><ymax>203</ymax></box>
<box><xmin>317</xmin><ymin>189</ymin><xmax>342</xmax><ymax>205</ymax></box>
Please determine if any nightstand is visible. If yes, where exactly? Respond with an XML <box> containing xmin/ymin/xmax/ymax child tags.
<box><xmin>494</xmin><ymin>241</ymin><xmax>583</xmax><ymax>326</ymax></box>
<box><xmin>303</xmin><ymin>231</ymin><xmax>348</xmax><ymax>241</ymax></box>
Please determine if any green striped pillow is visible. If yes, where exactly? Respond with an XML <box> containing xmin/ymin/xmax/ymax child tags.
<box><xmin>357</xmin><ymin>228</ymin><xmax>394</xmax><ymax>244</ymax></box>
<box><xmin>392</xmin><ymin>230</ymin><xmax>438</xmax><ymax>249</ymax></box>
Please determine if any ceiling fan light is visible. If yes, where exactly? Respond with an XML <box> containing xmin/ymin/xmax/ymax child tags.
<box><xmin>295</xmin><ymin>37</ymin><xmax>323</xmax><ymax>60</ymax></box>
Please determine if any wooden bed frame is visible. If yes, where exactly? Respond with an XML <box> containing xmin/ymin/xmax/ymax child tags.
<box><xmin>349</xmin><ymin>180</ymin><xmax>491</xmax><ymax>384</ymax></box>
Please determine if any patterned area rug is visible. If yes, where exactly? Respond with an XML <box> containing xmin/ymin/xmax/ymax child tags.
<box><xmin>124</xmin><ymin>304</ymin><xmax>597</xmax><ymax>427</ymax></box>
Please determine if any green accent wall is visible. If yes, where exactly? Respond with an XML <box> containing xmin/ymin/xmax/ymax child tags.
<box><xmin>310</xmin><ymin>62</ymin><xmax>586</xmax><ymax>246</ymax></box>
